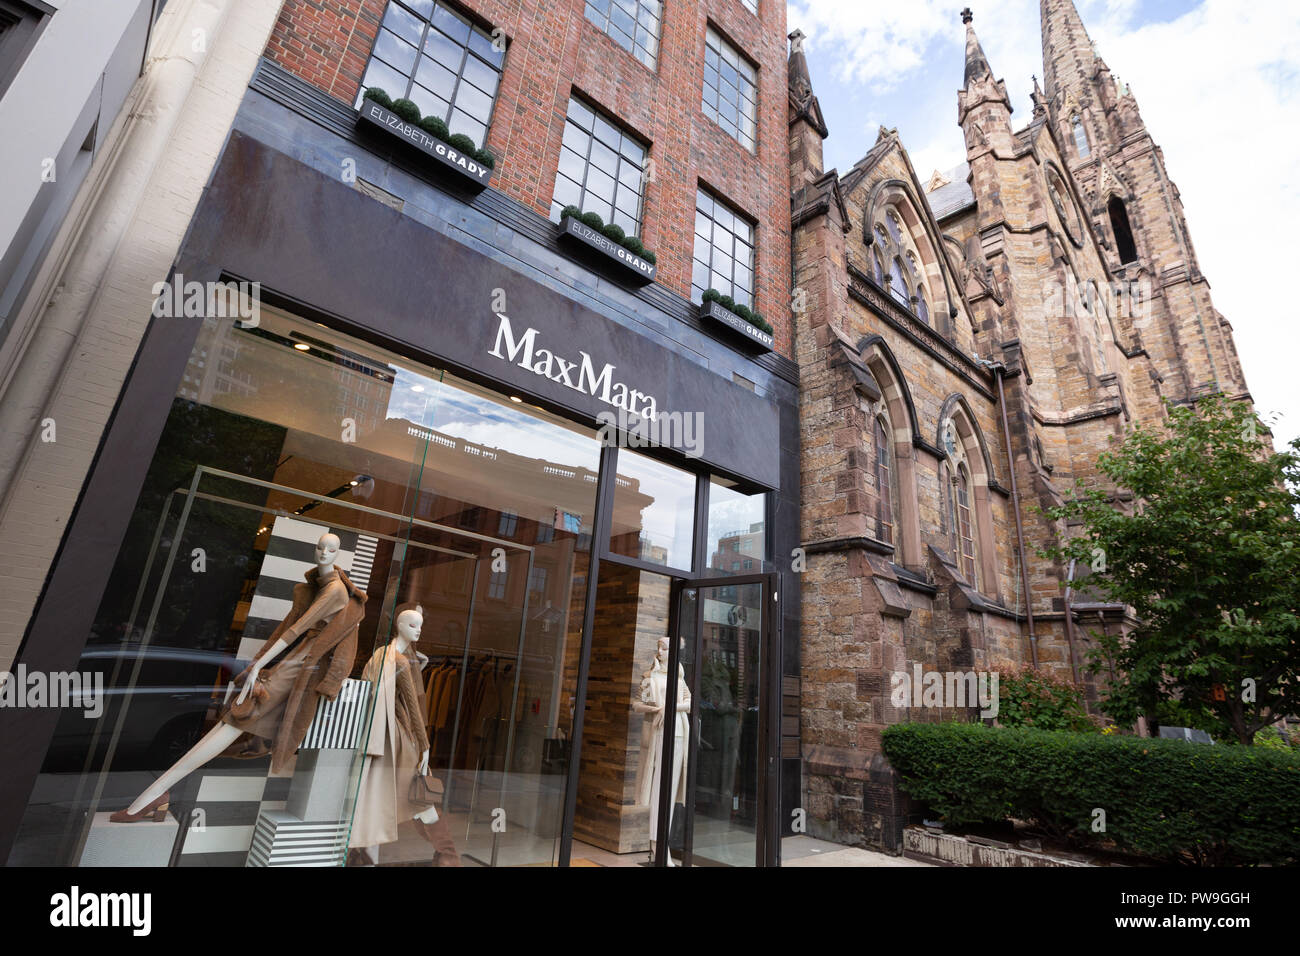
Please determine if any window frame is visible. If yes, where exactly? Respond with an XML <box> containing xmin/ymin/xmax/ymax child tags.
<box><xmin>583</xmin><ymin>0</ymin><xmax>662</xmax><ymax>70</ymax></box>
<box><xmin>701</xmin><ymin>25</ymin><xmax>758</xmax><ymax>151</ymax></box>
<box><xmin>692</xmin><ymin>186</ymin><xmax>757</xmax><ymax>309</ymax></box>
<box><xmin>550</xmin><ymin>93</ymin><xmax>651</xmax><ymax>236</ymax></box>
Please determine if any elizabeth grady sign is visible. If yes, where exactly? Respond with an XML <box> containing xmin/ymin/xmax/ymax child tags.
<box><xmin>358</xmin><ymin>101</ymin><xmax>492</xmax><ymax>186</ymax></box>
<box><xmin>487</xmin><ymin>312</ymin><xmax>702</xmax><ymax>455</ymax></box>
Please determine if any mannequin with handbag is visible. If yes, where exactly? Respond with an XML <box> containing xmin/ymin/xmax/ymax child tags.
<box><xmin>349</xmin><ymin>603</ymin><xmax>461</xmax><ymax>866</ymax></box>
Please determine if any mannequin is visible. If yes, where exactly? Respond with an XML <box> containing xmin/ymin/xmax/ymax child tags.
<box><xmin>349</xmin><ymin>604</ymin><xmax>461</xmax><ymax>866</ymax></box>
<box><xmin>632</xmin><ymin>635</ymin><xmax>691</xmax><ymax>866</ymax></box>
<box><xmin>111</xmin><ymin>532</ymin><xmax>365</xmax><ymax>821</ymax></box>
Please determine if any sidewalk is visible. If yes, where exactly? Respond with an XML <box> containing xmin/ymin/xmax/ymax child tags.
<box><xmin>781</xmin><ymin>835</ymin><xmax>934</xmax><ymax>867</ymax></box>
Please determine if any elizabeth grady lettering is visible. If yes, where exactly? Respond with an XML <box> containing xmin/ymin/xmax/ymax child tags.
<box><xmin>367</xmin><ymin>103</ymin><xmax>491</xmax><ymax>182</ymax></box>
<box><xmin>488</xmin><ymin>312</ymin><xmax>661</xmax><ymax>421</ymax></box>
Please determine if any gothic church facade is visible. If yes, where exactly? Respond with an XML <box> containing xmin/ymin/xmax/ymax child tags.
<box><xmin>788</xmin><ymin>2</ymin><xmax>1254</xmax><ymax>850</ymax></box>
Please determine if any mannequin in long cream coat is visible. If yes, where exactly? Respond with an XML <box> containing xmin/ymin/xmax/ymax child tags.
<box><xmin>633</xmin><ymin>636</ymin><xmax>690</xmax><ymax>865</ymax></box>
<box><xmin>349</xmin><ymin>605</ymin><xmax>460</xmax><ymax>865</ymax></box>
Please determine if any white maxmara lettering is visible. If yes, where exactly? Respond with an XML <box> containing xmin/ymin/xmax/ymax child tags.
<box><xmin>488</xmin><ymin>312</ymin><xmax>660</xmax><ymax>421</ymax></box>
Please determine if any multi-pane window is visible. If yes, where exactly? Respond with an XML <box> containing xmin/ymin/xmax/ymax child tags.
<box><xmin>498</xmin><ymin>509</ymin><xmax>518</xmax><ymax>537</ymax></box>
<box><xmin>585</xmin><ymin>0</ymin><xmax>661</xmax><ymax>69</ymax></box>
<box><xmin>955</xmin><ymin>466</ymin><xmax>977</xmax><ymax>584</ymax></box>
<box><xmin>527</xmin><ymin>565</ymin><xmax>548</xmax><ymax>601</ymax></box>
<box><xmin>357</xmin><ymin>1</ymin><xmax>505</xmax><ymax>149</ymax></box>
<box><xmin>692</xmin><ymin>188</ymin><xmax>756</xmax><ymax>308</ymax></box>
<box><xmin>702</xmin><ymin>27</ymin><xmax>757</xmax><ymax>151</ymax></box>
<box><xmin>550</xmin><ymin>96</ymin><xmax>649</xmax><ymax>236</ymax></box>
<box><xmin>488</xmin><ymin>568</ymin><xmax>507</xmax><ymax>600</ymax></box>
<box><xmin>875</xmin><ymin>417</ymin><xmax>894</xmax><ymax>545</ymax></box>
<box><xmin>1071</xmin><ymin>115</ymin><xmax>1090</xmax><ymax>158</ymax></box>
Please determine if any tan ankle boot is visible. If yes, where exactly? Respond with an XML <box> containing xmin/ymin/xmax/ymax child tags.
<box><xmin>414</xmin><ymin>817</ymin><xmax>462</xmax><ymax>867</ymax></box>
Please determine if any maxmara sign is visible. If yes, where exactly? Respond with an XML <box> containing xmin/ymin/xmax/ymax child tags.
<box><xmin>488</xmin><ymin>311</ymin><xmax>663</xmax><ymax>420</ymax></box>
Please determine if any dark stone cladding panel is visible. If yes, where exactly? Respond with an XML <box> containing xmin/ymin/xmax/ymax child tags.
<box><xmin>247</xmin><ymin>58</ymin><xmax>800</xmax><ymax>389</ymax></box>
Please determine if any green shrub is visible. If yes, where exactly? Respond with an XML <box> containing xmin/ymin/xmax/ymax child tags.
<box><xmin>447</xmin><ymin>133</ymin><xmax>477</xmax><ymax>154</ymax></box>
<box><xmin>733</xmin><ymin>303</ymin><xmax>754</xmax><ymax>323</ymax></box>
<box><xmin>882</xmin><ymin>721</ymin><xmax>1300</xmax><ymax>865</ymax></box>
<box><xmin>473</xmin><ymin>146</ymin><xmax>495</xmax><ymax>169</ymax></box>
<box><xmin>390</xmin><ymin>98</ymin><xmax>421</xmax><ymax>123</ymax></box>
<box><xmin>621</xmin><ymin>236</ymin><xmax>645</xmax><ymax>256</ymax></box>
<box><xmin>560</xmin><ymin>205</ymin><xmax>582</xmax><ymax>222</ymax></box>
<box><xmin>579</xmin><ymin>211</ymin><xmax>604</xmax><ymax>230</ymax></box>
<box><xmin>701</xmin><ymin>288</ymin><xmax>721</xmax><ymax>304</ymax></box>
<box><xmin>993</xmin><ymin>662</ymin><xmax>1096</xmax><ymax>732</ymax></box>
<box><xmin>601</xmin><ymin>223</ymin><xmax>626</xmax><ymax>243</ymax></box>
<box><xmin>1254</xmin><ymin>727</ymin><xmax>1294</xmax><ymax>751</ymax></box>
<box><xmin>418</xmin><ymin>115</ymin><xmax>449</xmax><ymax>141</ymax></box>
<box><xmin>717</xmin><ymin>294</ymin><xmax>735</xmax><ymax>312</ymax></box>
<box><xmin>642</xmin><ymin>249</ymin><xmax>656</xmax><ymax>266</ymax></box>
<box><xmin>362</xmin><ymin>87</ymin><xmax>393</xmax><ymax>108</ymax></box>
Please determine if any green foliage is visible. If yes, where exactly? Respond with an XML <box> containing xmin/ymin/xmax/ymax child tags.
<box><xmin>560</xmin><ymin>205</ymin><xmax>582</xmax><ymax>222</ymax></box>
<box><xmin>701</xmin><ymin>289</ymin><xmax>771</xmax><ymax>335</ymax></box>
<box><xmin>473</xmin><ymin>147</ymin><xmax>495</xmax><ymax>169</ymax></box>
<box><xmin>621</xmin><ymin>236</ymin><xmax>645</xmax><ymax>256</ymax></box>
<box><xmin>994</xmin><ymin>662</ymin><xmax>1096</xmax><ymax>732</ymax></box>
<box><xmin>579</xmin><ymin>211</ymin><xmax>604</xmax><ymax>230</ymax></box>
<box><xmin>641</xmin><ymin>249</ymin><xmax>656</xmax><ymax>265</ymax></box>
<box><xmin>1253</xmin><ymin>727</ymin><xmax>1294</xmax><ymax>751</ymax></box>
<box><xmin>418</xmin><ymin>115</ymin><xmax>449</xmax><ymax>141</ymax></box>
<box><xmin>389</xmin><ymin>98</ymin><xmax>422</xmax><ymax>123</ymax></box>
<box><xmin>733</xmin><ymin>303</ymin><xmax>754</xmax><ymax>323</ymax></box>
<box><xmin>447</xmin><ymin>132</ymin><xmax>477</xmax><ymax>154</ymax></box>
<box><xmin>717</xmin><ymin>294</ymin><xmax>735</xmax><ymax>312</ymax></box>
<box><xmin>601</xmin><ymin>222</ymin><xmax>626</xmax><ymax>243</ymax></box>
<box><xmin>882</xmin><ymin>722</ymin><xmax>1300</xmax><ymax>865</ymax></box>
<box><xmin>701</xmin><ymin>288</ymin><xmax>721</xmax><ymax>304</ymax></box>
<box><xmin>362</xmin><ymin>87</ymin><xmax>393</xmax><ymax>108</ymax></box>
<box><xmin>1043</xmin><ymin>394</ymin><xmax>1300</xmax><ymax>744</ymax></box>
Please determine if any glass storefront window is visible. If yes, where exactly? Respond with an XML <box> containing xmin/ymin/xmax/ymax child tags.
<box><xmin>8</xmin><ymin>306</ymin><xmax>601</xmax><ymax>867</ymax></box>
<box><xmin>705</xmin><ymin>479</ymin><xmax>767</xmax><ymax>576</ymax></box>
<box><xmin>609</xmin><ymin>450</ymin><xmax>696</xmax><ymax>571</ymax></box>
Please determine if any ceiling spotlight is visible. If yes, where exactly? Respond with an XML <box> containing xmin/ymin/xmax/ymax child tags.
<box><xmin>509</xmin><ymin>395</ymin><xmax>523</xmax><ymax>404</ymax></box>
<box><xmin>349</xmin><ymin>480</ymin><xmax>359</xmax><ymax>486</ymax></box>
<box><xmin>294</xmin><ymin>342</ymin><xmax>311</xmax><ymax>351</ymax></box>
<box><xmin>411</xmin><ymin>385</ymin><xmax>425</xmax><ymax>392</ymax></box>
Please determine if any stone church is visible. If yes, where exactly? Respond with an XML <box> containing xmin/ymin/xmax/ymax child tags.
<box><xmin>788</xmin><ymin>2</ymin><xmax>1254</xmax><ymax>849</ymax></box>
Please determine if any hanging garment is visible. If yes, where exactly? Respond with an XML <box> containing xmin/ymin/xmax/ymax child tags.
<box><xmin>635</xmin><ymin>664</ymin><xmax>690</xmax><ymax>842</ymax></box>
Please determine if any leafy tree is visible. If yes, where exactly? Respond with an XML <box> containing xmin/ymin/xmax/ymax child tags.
<box><xmin>1044</xmin><ymin>395</ymin><xmax>1300</xmax><ymax>744</ymax></box>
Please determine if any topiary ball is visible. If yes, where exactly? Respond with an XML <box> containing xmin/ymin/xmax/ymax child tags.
<box><xmin>418</xmin><ymin>115</ymin><xmax>450</xmax><ymax>140</ymax></box>
<box><xmin>642</xmin><ymin>250</ymin><xmax>656</xmax><ymax>266</ymax></box>
<box><xmin>734</xmin><ymin>304</ymin><xmax>754</xmax><ymax>323</ymax></box>
<box><xmin>621</xmin><ymin>236</ymin><xmax>645</xmax><ymax>256</ymax></box>
<box><xmin>560</xmin><ymin>205</ymin><xmax>582</xmax><ymax>221</ymax></box>
<box><xmin>473</xmin><ymin>147</ymin><xmax>496</xmax><ymax>169</ymax></box>
<box><xmin>718</xmin><ymin>294</ymin><xmax>736</xmax><ymax>312</ymax></box>
<box><xmin>362</xmin><ymin>87</ymin><xmax>393</xmax><ymax>108</ymax></box>
<box><xmin>447</xmin><ymin>133</ymin><xmax>477</xmax><ymax>154</ymax></box>
<box><xmin>579</xmin><ymin>211</ymin><xmax>604</xmax><ymax>230</ymax></box>
<box><xmin>601</xmin><ymin>223</ymin><xmax>626</xmax><ymax>244</ymax></box>
<box><xmin>390</xmin><ymin>98</ymin><xmax>421</xmax><ymax>123</ymax></box>
<box><xmin>701</xmin><ymin>288</ymin><xmax>720</xmax><ymax>303</ymax></box>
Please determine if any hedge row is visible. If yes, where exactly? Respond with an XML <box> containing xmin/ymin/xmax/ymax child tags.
<box><xmin>881</xmin><ymin>721</ymin><xmax>1300</xmax><ymax>865</ymax></box>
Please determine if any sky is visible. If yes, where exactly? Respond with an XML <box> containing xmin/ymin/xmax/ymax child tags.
<box><xmin>787</xmin><ymin>0</ymin><xmax>1300</xmax><ymax>451</ymax></box>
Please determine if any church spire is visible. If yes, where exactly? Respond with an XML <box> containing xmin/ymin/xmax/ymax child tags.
<box><xmin>1041</xmin><ymin>0</ymin><xmax>1096</xmax><ymax>104</ymax></box>
<box><xmin>957</xmin><ymin>10</ymin><xmax>1012</xmax><ymax>135</ymax></box>
<box><xmin>962</xmin><ymin>7</ymin><xmax>994</xmax><ymax>88</ymax></box>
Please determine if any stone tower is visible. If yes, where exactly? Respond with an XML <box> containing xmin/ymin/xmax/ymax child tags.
<box><xmin>1041</xmin><ymin>0</ymin><xmax>1250</xmax><ymax>404</ymax></box>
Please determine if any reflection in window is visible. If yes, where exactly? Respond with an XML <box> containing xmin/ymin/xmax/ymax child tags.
<box><xmin>692</xmin><ymin>188</ymin><xmax>756</xmax><ymax>309</ymax></box>
<box><xmin>550</xmin><ymin>95</ymin><xmax>649</xmax><ymax>235</ymax></box>
<box><xmin>610</xmin><ymin>450</ymin><xmax>696</xmax><ymax>569</ymax></box>
<box><xmin>874</xmin><ymin>417</ymin><xmax>894</xmax><ymax>545</ymax></box>
<box><xmin>356</xmin><ymin>0</ymin><xmax>505</xmax><ymax>149</ymax></box>
<box><xmin>585</xmin><ymin>0</ymin><xmax>661</xmax><ymax>69</ymax></box>
<box><xmin>955</xmin><ymin>465</ymin><xmax>977</xmax><ymax>585</ymax></box>
<box><xmin>1071</xmin><ymin>114</ymin><xmax>1090</xmax><ymax>158</ymax></box>
<box><xmin>707</xmin><ymin>479</ymin><xmax>766</xmax><ymax>575</ymax></box>
<box><xmin>702</xmin><ymin>27</ymin><xmax>757</xmax><ymax>150</ymax></box>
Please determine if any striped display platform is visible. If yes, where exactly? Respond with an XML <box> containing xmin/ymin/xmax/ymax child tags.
<box><xmin>246</xmin><ymin>811</ymin><xmax>350</xmax><ymax>867</ymax></box>
<box><xmin>301</xmin><ymin>677</ymin><xmax>371</xmax><ymax>750</ymax></box>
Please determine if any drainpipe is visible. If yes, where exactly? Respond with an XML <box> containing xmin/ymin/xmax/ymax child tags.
<box><xmin>1063</xmin><ymin>558</ymin><xmax>1081</xmax><ymax>684</ymax></box>
<box><xmin>994</xmin><ymin>365</ymin><xmax>1038</xmax><ymax>668</ymax></box>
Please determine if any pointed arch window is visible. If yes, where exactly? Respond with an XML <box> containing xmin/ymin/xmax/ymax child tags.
<box><xmin>872</xmin><ymin>244</ymin><xmax>885</xmax><ymax>285</ymax></box>
<box><xmin>917</xmin><ymin>295</ymin><xmax>930</xmax><ymax>326</ymax></box>
<box><xmin>955</xmin><ymin>464</ymin><xmax>977</xmax><ymax>583</ymax></box>
<box><xmin>1071</xmin><ymin>115</ymin><xmax>1090</xmax><ymax>158</ymax></box>
<box><xmin>1108</xmin><ymin>195</ymin><xmax>1138</xmax><ymax>264</ymax></box>
<box><xmin>874</xmin><ymin>415</ymin><xmax>894</xmax><ymax>544</ymax></box>
<box><xmin>889</xmin><ymin>257</ymin><xmax>909</xmax><ymax>305</ymax></box>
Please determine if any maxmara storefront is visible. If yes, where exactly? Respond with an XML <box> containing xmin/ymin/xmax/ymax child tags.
<box><xmin>0</xmin><ymin>61</ymin><xmax>800</xmax><ymax>868</ymax></box>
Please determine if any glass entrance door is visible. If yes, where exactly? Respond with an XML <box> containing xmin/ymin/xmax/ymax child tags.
<box><xmin>666</xmin><ymin>573</ymin><xmax>774</xmax><ymax>867</ymax></box>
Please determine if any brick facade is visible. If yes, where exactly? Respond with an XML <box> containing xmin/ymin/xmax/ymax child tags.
<box><xmin>791</xmin><ymin>4</ymin><xmax>1258</xmax><ymax>851</ymax></box>
<box><xmin>265</xmin><ymin>0</ymin><xmax>794</xmax><ymax>355</ymax></box>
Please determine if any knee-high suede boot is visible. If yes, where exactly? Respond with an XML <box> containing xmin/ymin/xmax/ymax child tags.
<box><xmin>414</xmin><ymin>817</ymin><xmax>462</xmax><ymax>867</ymax></box>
